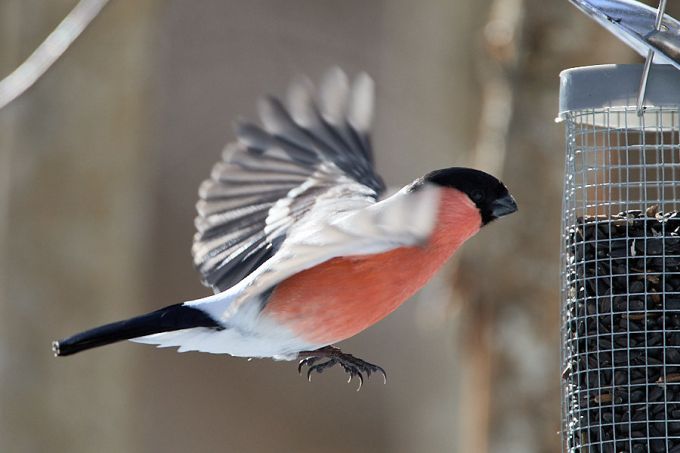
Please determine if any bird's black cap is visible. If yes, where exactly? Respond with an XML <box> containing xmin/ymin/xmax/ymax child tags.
<box><xmin>413</xmin><ymin>167</ymin><xmax>517</xmax><ymax>225</ymax></box>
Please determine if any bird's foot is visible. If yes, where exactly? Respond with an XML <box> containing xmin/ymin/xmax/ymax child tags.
<box><xmin>297</xmin><ymin>346</ymin><xmax>386</xmax><ymax>391</ymax></box>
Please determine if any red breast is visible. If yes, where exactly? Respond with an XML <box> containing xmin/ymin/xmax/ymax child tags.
<box><xmin>262</xmin><ymin>188</ymin><xmax>482</xmax><ymax>345</ymax></box>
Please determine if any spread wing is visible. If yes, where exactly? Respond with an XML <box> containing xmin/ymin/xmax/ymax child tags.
<box><xmin>192</xmin><ymin>68</ymin><xmax>386</xmax><ymax>293</ymax></box>
<box><xmin>237</xmin><ymin>183</ymin><xmax>442</xmax><ymax>299</ymax></box>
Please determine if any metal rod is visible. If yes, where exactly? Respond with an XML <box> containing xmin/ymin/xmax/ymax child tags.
<box><xmin>636</xmin><ymin>0</ymin><xmax>668</xmax><ymax>116</ymax></box>
<box><xmin>654</xmin><ymin>0</ymin><xmax>668</xmax><ymax>29</ymax></box>
<box><xmin>637</xmin><ymin>49</ymin><xmax>655</xmax><ymax>116</ymax></box>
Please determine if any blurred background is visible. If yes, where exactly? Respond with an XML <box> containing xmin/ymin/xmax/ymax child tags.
<box><xmin>1</xmin><ymin>1</ymin><xmax>678</xmax><ymax>452</ymax></box>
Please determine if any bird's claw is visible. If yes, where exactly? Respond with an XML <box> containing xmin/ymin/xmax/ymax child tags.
<box><xmin>305</xmin><ymin>358</ymin><xmax>338</xmax><ymax>382</ymax></box>
<box><xmin>297</xmin><ymin>356</ymin><xmax>319</xmax><ymax>374</ymax></box>
<box><xmin>296</xmin><ymin>346</ymin><xmax>387</xmax><ymax>390</ymax></box>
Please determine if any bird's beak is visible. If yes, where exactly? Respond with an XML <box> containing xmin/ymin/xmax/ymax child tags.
<box><xmin>490</xmin><ymin>194</ymin><xmax>518</xmax><ymax>218</ymax></box>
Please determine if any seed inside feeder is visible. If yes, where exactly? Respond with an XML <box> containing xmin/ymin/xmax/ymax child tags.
<box><xmin>564</xmin><ymin>207</ymin><xmax>680</xmax><ymax>452</ymax></box>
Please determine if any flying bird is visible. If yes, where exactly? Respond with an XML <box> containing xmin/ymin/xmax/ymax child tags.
<box><xmin>53</xmin><ymin>68</ymin><xmax>517</xmax><ymax>389</ymax></box>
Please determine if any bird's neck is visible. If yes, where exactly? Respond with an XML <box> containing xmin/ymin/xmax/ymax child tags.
<box><xmin>425</xmin><ymin>188</ymin><xmax>482</xmax><ymax>257</ymax></box>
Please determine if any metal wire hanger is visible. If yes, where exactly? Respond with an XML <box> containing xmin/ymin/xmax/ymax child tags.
<box><xmin>636</xmin><ymin>0</ymin><xmax>668</xmax><ymax>116</ymax></box>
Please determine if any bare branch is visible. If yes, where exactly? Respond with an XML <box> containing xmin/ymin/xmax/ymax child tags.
<box><xmin>0</xmin><ymin>0</ymin><xmax>109</xmax><ymax>111</ymax></box>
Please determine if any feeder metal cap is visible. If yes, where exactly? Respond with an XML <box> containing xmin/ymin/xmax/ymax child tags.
<box><xmin>558</xmin><ymin>64</ymin><xmax>680</xmax><ymax>128</ymax></box>
<box><xmin>571</xmin><ymin>0</ymin><xmax>680</xmax><ymax>70</ymax></box>
<box><xmin>559</xmin><ymin>64</ymin><xmax>680</xmax><ymax>114</ymax></box>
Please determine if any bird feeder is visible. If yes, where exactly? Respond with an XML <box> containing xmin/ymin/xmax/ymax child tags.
<box><xmin>560</xmin><ymin>1</ymin><xmax>680</xmax><ymax>451</ymax></box>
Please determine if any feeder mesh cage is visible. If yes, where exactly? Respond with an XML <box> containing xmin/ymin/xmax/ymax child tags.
<box><xmin>561</xmin><ymin>66</ymin><xmax>680</xmax><ymax>452</ymax></box>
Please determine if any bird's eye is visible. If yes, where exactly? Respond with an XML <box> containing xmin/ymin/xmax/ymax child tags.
<box><xmin>470</xmin><ymin>190</ymin><xmax>484</xmax><ymax>203</ymax></box>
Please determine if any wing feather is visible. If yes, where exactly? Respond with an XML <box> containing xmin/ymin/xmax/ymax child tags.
<box><xmin>192</xmin><ymin>68</ymin><xmax>385</xmax><ymax>293</ymax></box>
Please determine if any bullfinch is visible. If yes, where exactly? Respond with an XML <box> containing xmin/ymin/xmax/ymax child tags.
<box><xmin>52</xmin><ymin>68</ymin><xmax>517</xmax><ymax>389</ymax></box>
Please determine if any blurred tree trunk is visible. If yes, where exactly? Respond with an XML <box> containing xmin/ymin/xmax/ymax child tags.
<box><xmin>454</xmin><ymin>0</ymin><xmax>647</xmax><ymax>451</ymax></box>
<box><xmin>0</xmin><ymin>1</ymin><xmax>158</xmax><ymax>452</ymax></box>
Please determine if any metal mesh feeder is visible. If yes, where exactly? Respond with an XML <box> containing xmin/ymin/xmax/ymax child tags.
<box><xmin>560</xmin><ymin>3</ymin><xmax>680</xmax><ymax>452</ymax></box>
<box><xmin>560</xmin><ymin>64</ymin><xmax>680</xmax><ymax>452</ymax></box>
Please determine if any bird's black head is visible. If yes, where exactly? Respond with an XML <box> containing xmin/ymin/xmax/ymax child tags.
<box><xmin>416</xmin><ymin>167</ymin><xmax>517</xmax><ymax>225</ymax></box>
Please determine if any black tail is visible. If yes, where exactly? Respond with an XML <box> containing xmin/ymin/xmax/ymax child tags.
<box><xmin>52</xmin><ymin>304</ymin><xmax>222</xmax><ymax>357</ymax></box>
